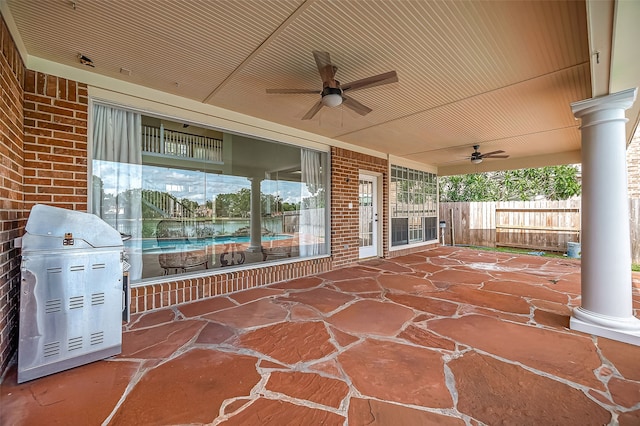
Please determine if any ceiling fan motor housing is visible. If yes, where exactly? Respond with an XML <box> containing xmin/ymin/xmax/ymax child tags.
<box><xmin>322</xmin><ymin>87</ymin><xmax>342</xmax><ymax>97</ymax></box>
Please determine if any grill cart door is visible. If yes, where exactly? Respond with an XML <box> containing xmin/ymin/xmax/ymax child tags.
<box><xmin>18</xmin><ymin>204</ymin><xmax>126</xmax><ymax>383</ymax></box>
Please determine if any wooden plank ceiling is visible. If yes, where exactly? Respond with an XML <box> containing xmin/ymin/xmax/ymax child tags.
<box><xmin>5</xmin><ymin>0</ymin><xmax>592</xmax><ymax>174</ymax></box>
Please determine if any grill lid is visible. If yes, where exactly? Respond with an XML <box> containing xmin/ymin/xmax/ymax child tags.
<box><xmin>23</xmin><ymin>204</ymin><xmax>123</xmax><ymax>250</ymax></box>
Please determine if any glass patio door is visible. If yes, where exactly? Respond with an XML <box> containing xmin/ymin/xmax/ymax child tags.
<box><xmin>359</xmin><ymin>173</ymin><xmax>379</xmax><ymax>258</ymax></box>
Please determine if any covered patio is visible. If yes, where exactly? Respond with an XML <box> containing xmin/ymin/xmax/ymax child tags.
<box><xmin>3</xmin><ymin>246</ymin><xmax>640</xmax><ymax>425</ymax></box>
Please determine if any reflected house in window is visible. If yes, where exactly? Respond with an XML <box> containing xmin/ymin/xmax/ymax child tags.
<box><xmin>91</xmin><ymin>105</ymin><xmax>329</xmax><ymax>282</ymax></box>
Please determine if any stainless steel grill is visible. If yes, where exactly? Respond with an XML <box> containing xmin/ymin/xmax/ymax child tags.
<box><xmin>18</xmin><ymin>204</ymin><xmax>126</xmax><ymax>383</ymax></box>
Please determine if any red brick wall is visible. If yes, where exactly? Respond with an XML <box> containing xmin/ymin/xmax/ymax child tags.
<box><xmin>0</xmin><ymin>65</ymin><xmax>88</xmax><ymax>376</ymax></box>
<box><xmin>131</xmin><ymin>257</ymin><xmax>332</xmax><ymax>313</ymax></box>
<box><xmin>23</xmin><ymin>71</ymin><xmax>88</xmax><ymax>211</ymax></box>
<box><xmin>331</xmin><ymin>147</ymin><xmax>388</xmax><ymax>267</ymax></box>
<box><xmin>0</xmin><ymin>16</ymin><xmax>25</xmax><ymax>375</ymax></box>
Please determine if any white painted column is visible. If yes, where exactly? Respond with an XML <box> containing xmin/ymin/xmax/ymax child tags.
<box><xmin>247</xmin><ymin>177</ymin><xmax>263</xmax><ymax>253</ymax></box>
<box><xmin>570</xmin><ymin>88</ymin><xmax>640</xmax><ymax>345</ymax></box>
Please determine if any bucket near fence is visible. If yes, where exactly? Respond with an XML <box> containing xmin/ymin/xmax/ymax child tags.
<box><xmin>567</xmin><ymin>242</ymin><xmax>581</xmax><ymax>259</ymax></box>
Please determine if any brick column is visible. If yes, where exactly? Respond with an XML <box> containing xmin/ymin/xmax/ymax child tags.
<box><xmin>23</xmin><ymin>71</ymin><xmax>89</xmax><ymax>212</ymax></box>
<box><xmin>330</xmin><ymin>147</ymin><xmax>388</xmax><ymax>267</ymax></box>
<box><xmin>0</xmin><ymin>15</ymin><xmax>25</xmax><ymax>375</ymax></box>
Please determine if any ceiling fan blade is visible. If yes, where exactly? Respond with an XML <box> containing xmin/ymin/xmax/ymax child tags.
<box><xmin>479</xmin><ymin>150</ymin><xmax>505</xmax><ymax>157</ymax></box>
<box><xmin>302</xmin><ymin>100</ymin><xmax>324</xmax><ymax>120</ymax></box>
<box><xmin>266</xmin><ymin>88</ymin><xmax>321</xmax><ymax>94</ymax></box>
<box><xmin>483</xmin><ymin>154</ymin><xmax>510</xmax><ymax>159</ymax></box>
<box><xmin>342</xmin><ymin>70</ymin><xmax>398</xmax><ymax>92</ymax></box>
<box><xmin>342</xmin><ymin>96</ymin><xmax>373</xmax><ymax>116</ymax></box>
<box><xmin>313</xmin><ymin>50</ymin><xmax>336</xmax><ymax>82</ymax></box>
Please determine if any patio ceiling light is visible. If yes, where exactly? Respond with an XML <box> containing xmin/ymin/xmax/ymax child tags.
<box><xmin>321</xmin><ymin>88</ymin><xmax>343</xmax><ymax>108</ymax></box>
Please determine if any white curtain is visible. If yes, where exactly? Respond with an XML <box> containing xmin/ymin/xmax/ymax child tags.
<box><xmin>92</xmin><ymin>104</ymin><xmax>143</xmax><ymax>280</ymax></box>
<box><xmin>299</xmin><ymin>149</ymin><xmax>325</xmax><ymax>256</ymax></box>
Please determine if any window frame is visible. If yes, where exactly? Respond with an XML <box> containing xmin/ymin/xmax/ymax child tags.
<box><xmin>88</xmin><ymin>99</ymin><xmax>332</xmax><ymax>286</ymax></box>
<box><xmin>388</xmin><ymin>161</ymin><xmax>439</xmax><ymax>251</ymax></box>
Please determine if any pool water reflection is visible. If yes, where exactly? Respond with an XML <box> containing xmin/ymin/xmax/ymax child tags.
<box><xmin>141</xmin><ymin>234</ymin><xmax>293</xmax><ymax>253</ymax></box>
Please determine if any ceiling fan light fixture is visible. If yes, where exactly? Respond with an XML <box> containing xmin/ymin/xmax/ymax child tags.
<box><xmin>471</xmin><ymin>157</ymin><xmax>483</xmax><ymax>164</ymax></box>
<box><xmin>321</xmin><ymin>87</ymin><xmax>343</xmax><ymax>107</ymax></box>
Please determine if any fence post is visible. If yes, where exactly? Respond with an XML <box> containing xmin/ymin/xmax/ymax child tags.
<box><xmin>449</xmin><ymin>208</ymin><xmax>455</xmax><ymax>247</ymax></box>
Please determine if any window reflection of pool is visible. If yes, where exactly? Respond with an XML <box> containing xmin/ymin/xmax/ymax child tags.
<box><xmin>140</xmin><ymin>234</ymin><xmax>293</xmax><ymax>253</ymax></box>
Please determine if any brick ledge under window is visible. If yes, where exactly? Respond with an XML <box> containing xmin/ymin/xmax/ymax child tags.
<box><xmin>388</xmin><ymin>242</ymin><xmax>439</xmax><ymax>258</ymax></box>
<box><xmin>129</xmin><ymin>256</ymin><xmax>332</xmax><ymax>314</ymax></box>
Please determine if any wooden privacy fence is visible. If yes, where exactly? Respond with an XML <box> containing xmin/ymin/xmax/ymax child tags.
<box><xmin>439</xmin><ymin>199</ymin><xmax>640</xmax><ymax>263</ymax></box>
<box><xmin>494</xmin><ymin>200</ymin><xmax>580</xmax><ymax>252</ymax></box>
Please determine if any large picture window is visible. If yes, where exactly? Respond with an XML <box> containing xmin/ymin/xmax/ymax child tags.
<box><xmin>91</xmin><ymin>104</ymin><xmax>329</xmax><ymax>283</ymax></box>
<box><xmin>390</xmin><ymin>165</ymin><xmax>437</xmax><ymax>247</ymax></box>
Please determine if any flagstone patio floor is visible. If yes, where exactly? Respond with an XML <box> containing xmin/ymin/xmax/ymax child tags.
<box><xmin>2</xmin><ymin>246</ymin><xmax>640</xmax><ymax>425</ymax></box>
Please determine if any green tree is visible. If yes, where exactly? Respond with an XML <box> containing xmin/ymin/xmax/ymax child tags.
<box><xmin>215</xmin><ymin>188</ymin><xmax>251</xmax><ymax>218</ymax></box>
<box><xmin>179</xmin><ymin>197</ymin><xmax>199</xmax><ymax>215</ymax></box>
<box><xmin>439</xmin><ymin>165</ymin><xmax>581</xmax><ymax>202</ymax></box>
<box><xmin>439</xmin><ymin>173</ymin><xmax>498</xmax><ymax>202</ymax></box>
<box><xmin>281</xmin><ymin>202</ymin><xmax>299</xmax><ymax>212</ymax></box>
